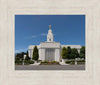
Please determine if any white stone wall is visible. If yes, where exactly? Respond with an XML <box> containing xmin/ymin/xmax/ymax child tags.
<box><xmin>28</xmin><ymin>43</ymin><xmax>81</xmax><ymax>62</ymax></box>
<box><xmin>55</xmin><ymin>48</ymin><xmax>61</xmax><ymax>62</ymax></box>
<box><xmin>39</xmin><ymin>48</ymin><xmax>45</xmax><ymax>61</ymax></box>
<box><xmin>28</xmin><ymin>49</ymin><xmax>33</xmax><ymax>60</ymax></box>
<box><xmin>40</xmin><ymin>42</ymin><xmax>60</xmax><ymax>48</ymax></box>
<box><xmin>38</xmin><ymin>49</ymin><xmax>41</xmax><ymax>60</ymax></box>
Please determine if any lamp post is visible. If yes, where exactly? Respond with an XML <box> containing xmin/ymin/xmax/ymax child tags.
<box><xmin>75</xmin><ymin>58</ymin><xmax>77</xmax><ymax>65</ymax></box>
<box><xmin>23</xmin><ymin>55</ymin><xmax>26</xmax><ymax>65</ymax></box>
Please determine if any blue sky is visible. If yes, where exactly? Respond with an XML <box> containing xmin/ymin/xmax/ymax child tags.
<box><xmin>15</xmin><ymin>15</ymin><xmax>85</xmax><ymax>53</ymax></box>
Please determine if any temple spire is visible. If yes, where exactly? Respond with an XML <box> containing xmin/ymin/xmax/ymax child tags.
<box><xmin>49</xmin><ymin>25</ymin><xmax>51</xmax><ymax>29</ymax></box>
<box><xmin>47</xmin><ymin>25</ymin><xmax>53</xmax><ymax>42</ymax></box>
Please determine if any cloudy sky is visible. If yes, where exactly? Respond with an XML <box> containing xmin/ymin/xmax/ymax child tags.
<box><xmin>15</xmin><ymin>15</ymin><xmax>85</xmax><ymax>53</ymax></box>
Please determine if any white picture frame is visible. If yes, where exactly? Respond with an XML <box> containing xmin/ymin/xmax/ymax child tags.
<box><xmin>0</xmin><ymin>0</ymin><xmax>100</xmax><ymax>85</ymax></box>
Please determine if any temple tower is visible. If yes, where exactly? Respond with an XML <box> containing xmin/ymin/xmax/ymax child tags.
<box><xmin>47</xmin><ymin>25</ymin><xmax>54</xmax><ymax>42</ymax></box>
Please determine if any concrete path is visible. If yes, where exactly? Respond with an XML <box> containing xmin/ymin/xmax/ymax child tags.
<box><xmin>30</xmin><ymin>62</ymin><xmax>40</xmax><ymax>65</ymax></box>
<box><xmin>59</xmin><ymin>62</ymin><xmax>69</xmax><ymax>65</ymax></box>
<box><xmin>15</xmin><ymin>65</ymin><xmax>85</xmax><ymax>70</ymax></box>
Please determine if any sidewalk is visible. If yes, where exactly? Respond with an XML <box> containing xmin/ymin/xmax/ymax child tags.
<box><xmin>59</xmin><ymin>62</ymin><xmax>69</xmax><ymax>65</ymax></box>
<box><xmin>30</xmin><ymin>62</ymin><xmax>40</xmax><ymax>65</ymax></box>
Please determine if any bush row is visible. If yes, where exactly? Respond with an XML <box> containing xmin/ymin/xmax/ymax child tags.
<box><xmin>65</xmin><ymin>60</ymin><xmax>85</xmax><ymax>64</ymax></box>
<box><xmin>41</xmin><ymin>61</ymin><xmax>59</xmax><ymax>64</ymax></box>
<box><xmin>15</xmin><ymin>60</ymin><xmax>34</xmax><ymax>65</ymax></box>
<box><xmin>15</xmin><ymin>60</ymin><xmax>23</xmax><ymax>64</ymax></box>
<box><xmin>24</xmin><ymin>60</ymin><xmax>34</xmax><ymax>64</ymax></box>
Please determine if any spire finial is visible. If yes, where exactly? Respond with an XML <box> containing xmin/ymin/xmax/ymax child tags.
<box><xmin>49</xmin><ymin>25</ymin><xmax>51</xmax><ymax>29</ymax></box>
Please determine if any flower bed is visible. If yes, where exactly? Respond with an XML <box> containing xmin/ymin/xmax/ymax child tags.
<box><xmin>40</xmin><ymin>61</ymin><xmax>60</xmax><ymax>65</ymax></box>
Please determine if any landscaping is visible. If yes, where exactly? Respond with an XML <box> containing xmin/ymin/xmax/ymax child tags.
<box><xmin>15</xmin><ymin>46</ymin><xmax>38</xmax><ymax>65</ymax></box>
<box><xmin>15</xmin><ymin>60</ymin><xmax>34</xmax><ymax>65</ymax></box>
<box><xmin>65</xmin><ymin>60</ymin><xmax>85</xmax><ymax>65</ymax></box>
<box><xmin>40</xmin><ymin>61</ymin><xmax>60</xmax><ymax>65</ymax></box>
<box><xmin>15</xmin><ymin>46</ymin><xmax>85</xmax><ymax>65</ymax></box>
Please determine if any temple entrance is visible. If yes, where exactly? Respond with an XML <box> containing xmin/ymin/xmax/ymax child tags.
<box><xmin>45</xmin><ymin>48</ymin><xmax>55</xmax><ymax>61</ymax></box>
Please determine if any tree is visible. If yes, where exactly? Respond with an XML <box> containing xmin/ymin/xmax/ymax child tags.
<box><xmin>66</xmin><ymin>46</ymin><xmax>72</xmax><ymax>59</ymax></box>
<box><xmin>25</xmin><ymin>51</ymin><xmax>30</xmax><ymax>61</ymax></box>
<box><xmin>62</xmin><ymin>47</ymin><xmax>67</xmax><ymax>59</ymax></box>
<box><xmin>80</xmin><ymin>46</ymin><xmax>85</xmax><ymax>59</ymax></box>
<box><xmin>71</xmin><ymin>48</ymin><xmax>79</xmax><ymax>59</ymax></box>
<box><xmin>15</xmin><ymin>52</ymin><xmax>26</xmax><ymax>60</ymax></box>
<box><xmin>32</xmin><ymin>46</ymin><xmax>39</xmax><ymax>61</ymax></box>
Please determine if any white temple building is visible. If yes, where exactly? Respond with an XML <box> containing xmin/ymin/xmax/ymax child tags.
<box><xmin>28</xmin><ymin>25</ymin><xmax>81</xmax><ymax>62</ymax></box>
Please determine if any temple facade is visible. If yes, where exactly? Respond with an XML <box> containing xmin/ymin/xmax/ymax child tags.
<box><xmin>28</xmin><ymin>25</ymin><xmax>81</xmax><ymax>62</ymax></box>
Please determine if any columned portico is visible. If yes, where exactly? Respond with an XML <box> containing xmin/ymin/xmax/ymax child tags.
<box><xmin>45</xmin><ymin>48</ymin><xmax>55</xmax><ymax>61</ymax></box>
<box><xmin>39</xmin><ymin>42</ymin><xmax>61</xmax><ymax>62</ymax></box>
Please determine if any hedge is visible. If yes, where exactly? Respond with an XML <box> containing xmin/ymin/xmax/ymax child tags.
<box><xmin>24</xmin><ymin>60</ymin><xmax>34</xmax><ymax>64</ymax></box>
<box><xmin>15</xmin><ymin>60</ymin><xmax>34</xmax><ymax>65</ymax></box>
<box><xmin>65</xmin><ymin>60</ymin><xmax>85</xmax><ymax>64</ymax></box>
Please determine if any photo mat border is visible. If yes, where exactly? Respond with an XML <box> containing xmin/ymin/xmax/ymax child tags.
<box><xmin>1</xmin><ymin>0</ymin><xmax>100</xmax><ymax>85</ymax></box>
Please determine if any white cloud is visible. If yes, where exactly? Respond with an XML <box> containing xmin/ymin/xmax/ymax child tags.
<box><xmin>41</xmin><ymin>33</ymin><xmax>47</xmax><ymax>36</ymax></box>
<box><xmin>25</xmin><ymin>35</ymin><xmax>37</xmax><ymax>39</ymax></box>
<box><xmin>25</xmin><ymin>33</ymin><xmax>47</xmax><ymax>39</ymax></box>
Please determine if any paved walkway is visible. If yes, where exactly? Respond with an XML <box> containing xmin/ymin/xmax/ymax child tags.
<box><xmin>30</xmin><ymin>62</ymin><xmax>40</xmax><ymax>65</ymax></box>
<box><xmin>15</xmin><ymin>65</ymin><xmax>85</xmax><ymax>70</ymax></box>
<box><xmin>59</xmin><ymin>62</ymin><xmax>69</xmax><ymax>65</ymax></box>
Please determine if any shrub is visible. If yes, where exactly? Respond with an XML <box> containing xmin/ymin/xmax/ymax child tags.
<box><xmin>15</xmin><ymin>60</ymin><xmax>23</xmax><ymax>64</ymax></box>
<box><xmin>65</xmin><ymin>61</ymin><xmax>71</xmax><ymax>64</ymax></box>
<box><xmin>41</xmin><ymin>60</ymin><xmax>48</xmax><ymax>63</ymax></box>
<box><xmin>24</xmin><ymin>60</ymin><xmax>34</xmax><ymax>64</ymax></box>
<box><xmin>29</xmin><ymin>60</ymin><xmax>34</xmax><ymax>64</ymax></box>
<box><xmin>70</xmin><ymin>61</ymin><xmax>75</xmax><ymax>64</ymax></box>
<box><xmin>77</xmin><ymin>60</ymin><xmax>85</xmax><ymax>64</ymax></box>
<box><xmin>77</xmin><ymin>60</ymin><xmax>85</xmax><ymax>62</ymax></box>
<box><xmin>65</xmin><ymin>60</ymin><xmax>75</xmax><ymax>64</ymax></box>
<box><xmin>24</xmin><ymin>60</ymin><xmax>30</xmax><ymax>64</ymax></box>
<box><xmin>51</xmin><ymin>61</ymin><xmax>59</xmax><ymax>64</ymax></box>
<box><xmin>65</xmin><ymin>59</ymin><xmax>85</xmax><ymax>64</ymax></box>
<box><xmin>37</xmin><ymin>60</ymin><xmax>42</xmax><ymax>62</ymax></box>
